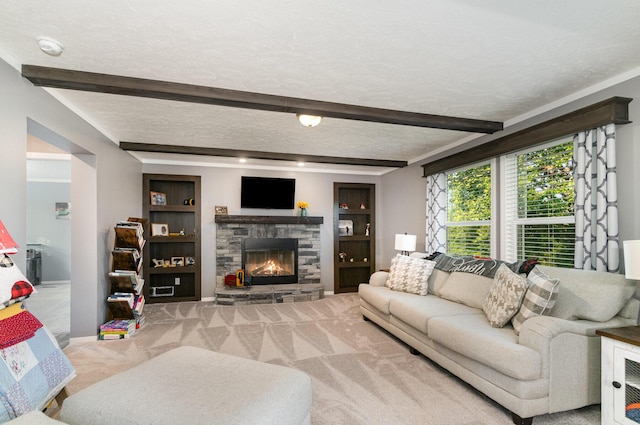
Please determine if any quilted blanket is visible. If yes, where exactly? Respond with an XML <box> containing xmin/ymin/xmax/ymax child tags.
<box><xmin>0</xmin><ymin>306</ymin><xmax>75</xmax><ymax>422</ymax></box>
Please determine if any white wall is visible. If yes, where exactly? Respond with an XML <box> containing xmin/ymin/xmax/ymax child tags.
<box><xmin>0</xmin><ymin>58</ymin><xmax>142</xmax><ymax>337</ymax></box>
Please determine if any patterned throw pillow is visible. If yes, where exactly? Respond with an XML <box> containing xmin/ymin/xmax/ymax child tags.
<box><xmin>386</xmin><ymin>254</ymin><xmax>436</xmax><ymax>296</ymax></box>
<box><xmin>483</xmin><ymin>264</ymin><xmax>528</xmax><ymax>328</ymax></box>
<box><xmin>511</xmin><ymin>265</ymin><xmax>560</xmax><ymax>335</ymax></box>
<box><xmin>0</xmin><ymin>254</ymin><xmax>36</xmax><ymax>307</ymax></box>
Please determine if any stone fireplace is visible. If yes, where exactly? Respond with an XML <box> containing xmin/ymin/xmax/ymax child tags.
<box><xmin>215</xmin><ymin>215</ymin><xmax>323</xmax><ymax>287</ymax></box>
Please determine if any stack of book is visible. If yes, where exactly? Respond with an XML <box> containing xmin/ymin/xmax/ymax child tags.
<box><xmin>99</xmin><ymin>319</ymin><xmax>137</xmax><ymax>340</ymax></box>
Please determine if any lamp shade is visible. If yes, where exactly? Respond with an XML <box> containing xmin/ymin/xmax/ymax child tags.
<box><xmin>395</xmin><ymin>233</ymin><xmax>417</xmax><ymax>253</ymax></box>
<box><xmin>624</xmin><ymin>240</ymin><xmax>640</xmax><ymax>280</ymax></box>
<box><xmin>0</xmin><ymin>220</ymin><xmax>19</xmax><ymax>254</ymax></box>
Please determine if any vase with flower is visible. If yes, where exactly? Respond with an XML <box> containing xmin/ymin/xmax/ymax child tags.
<box><xmin>297</xmin><ymin>201</ymin><xmax>309</xmax><ymax>217</ymax></box>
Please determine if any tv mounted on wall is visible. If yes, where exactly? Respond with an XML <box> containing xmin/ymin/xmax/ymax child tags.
<box><xmin>241</xmin><ymin>176</ymin><xmax>296</xmax><ymax>209</ymax></box>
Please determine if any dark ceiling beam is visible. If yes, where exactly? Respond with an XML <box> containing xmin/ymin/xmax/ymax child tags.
<box><xmin>22</xmin><ymin>65</ymin><xmax>503</xmax><ymax>134</ymax></box>
<box><xmin>422</xmin><ymin>96</ymin><xmax>632</xmax><ymax>176</ymax></box>
<box><xmin>119</xmin><ymin>142</ymin><xmax>408</xmax><ymax>168</ymax></box>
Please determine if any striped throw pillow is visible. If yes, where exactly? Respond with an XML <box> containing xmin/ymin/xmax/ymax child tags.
<box><xmin>511</xmin><ymin>266</ymin><xmax>560</xmax><ymax>335</ymax></box>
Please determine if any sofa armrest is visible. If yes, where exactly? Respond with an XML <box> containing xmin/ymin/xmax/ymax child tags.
<box><xmin>518</xmin><ymin>316</ymin><xmax>635</xmax><ymax>382</ymax></box>
<box><xmin>368</xmin><ymin>271</ymin><xmax>389</xmax><ymax>287</ymax></box>
<box><xmin>519</xmin><ymin>315</ymin><xmax>636</xmax><ymax>353</ymax></box>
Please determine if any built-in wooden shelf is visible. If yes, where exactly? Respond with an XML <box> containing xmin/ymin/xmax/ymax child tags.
<box><xmin>214</xmin><ymin>215</ymin><xmax>324</xmax><ymax>225</ymax></box>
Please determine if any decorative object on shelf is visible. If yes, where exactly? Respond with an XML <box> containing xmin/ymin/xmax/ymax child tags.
<box><xmin>365</xmin><ymin>223</ymin><xmax>370</xmax><ymax>236</ymax></box>
<box><xmin>339</xmin><ymin>220</ymin><xmax>353</xmax><ymax>236</ymax></box>
<box><xmin>151</xmin><ymin>223</ymin><xmax>169</xmax><ymax>236</ymax></box>
<box><xmin>363</xmin><ymin>257</ymin><xmax>368</xmax><ymax>262</ymax></box>
<box><xmin>395</xmin><ymin>233</ymin><xmax>417</xmax><ymax>256</ymax></box>
<box><xmin>624</xmin><ymin>240</ymin><xmax>640</xmax><ymax>280</ymax></box>
<box><xmin>349</xmin><ymin>258</ymin><xmax>354</xmax><ymax>262</ymax></box>
<box><xmin>215</xmin><ymin>206</ymin><xmax>228</xmax><ymax>215</ymax></box>
<box><xmin>339</xmin><ymin>252</ymin><xmax>347</xmax><ymax>262</ymax></box>
<box><xmin>360</xmin><ymin>203</ymin><xmax>366</xmax><ymax>209</ymax></box>
<box><xmin>186</xmin><ymin>257</ymin><xmax>195</xmax><ymax>266</ymax></box>
<box><xmin>171</xmin><ymin>257</ymin><xmax>184</xmax><ymax>267</ymax></box>
<box><xmin>150</xmin><ymin>191</ymin><xmax>167</xmax><ymax>206</ymax></box>
<box><xmin>339</xmin><ymin>203</ymin><xmax>349</xmax><ymax>209</ymax></box>
<box><xmin>183</xmin><ymin>198</ymin><xmax>195</xmax><ymax>206</ymax></box>
<box><xmin>298</xmin><ymin>201</ymin><xmax>309</xmax><ymax>217</ymax></box>
<box><xmin>152</xmin><ymin>259</ymin><xmax>163</xmax><ymax>268</ymax></box>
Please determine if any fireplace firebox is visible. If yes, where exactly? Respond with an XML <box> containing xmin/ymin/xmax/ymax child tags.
<box><xmin>242</xmin><ymin>238</ymin><xmax>298</xmax><ymax>285</ymax></box>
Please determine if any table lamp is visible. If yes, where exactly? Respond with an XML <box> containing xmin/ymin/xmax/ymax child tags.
<box><xmin>395</xmin><ymin>233</ymin><xmax>417</xmax><ymax>256</ymax></box>
<box><xmin>624</xmin><ymin>240</ymin><xmax>640</xmax><ymax>280</ymax></box>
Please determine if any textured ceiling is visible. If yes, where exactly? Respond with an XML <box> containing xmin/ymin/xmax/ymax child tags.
<box><xmin>2</xmin><ymin>0</ymin><xmax>640</xmax><ymax>174</ymax></box>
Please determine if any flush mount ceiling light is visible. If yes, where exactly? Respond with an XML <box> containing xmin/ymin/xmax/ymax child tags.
<box><xmin>297</xmin><ymin>114</ymin><xmax>322</xmax><ymax>128</ymax></box>
<box><xmin>36</xmin><ymin>36</ymin><xmax>64</xmax><ymax>57</ymax></box>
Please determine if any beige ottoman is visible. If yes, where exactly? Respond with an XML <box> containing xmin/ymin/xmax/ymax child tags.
<box><xmin>60</xmin><ymin>346</ymin><xmax>312</xmax><ymax>425</ymax></box>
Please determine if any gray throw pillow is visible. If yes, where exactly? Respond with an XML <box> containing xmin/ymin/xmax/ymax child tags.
<box><xmin>511</xmin><ymin>266</ymin><xmax>560</xmax><ymax>335</ymax></box>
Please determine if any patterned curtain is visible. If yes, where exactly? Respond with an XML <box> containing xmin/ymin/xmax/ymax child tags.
<box><xmin>426</xmin><ymin>172</ymin><xmax>447</xmax><ymax>254</ymax></box>
<box><xmin>573</xmin><ymin>124</ymin><xmax>619</xmax><ymax>272</ymax></box>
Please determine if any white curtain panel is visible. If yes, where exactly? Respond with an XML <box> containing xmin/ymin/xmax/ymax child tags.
<box><xmin>426</xmin><ymin>172</ymin><xmax>447</xmax><ymax>254</ymax></box>
<box><xmin>573</xmin><ymin>123</ymin><xmax>619</xmax><ymax>272</ymax></box>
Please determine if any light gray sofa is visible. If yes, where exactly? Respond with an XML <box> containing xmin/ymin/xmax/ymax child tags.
<box><xmin>358</xmin><ymin>253</ymin><xmax>639</xmax><ymax>425</ymax></box>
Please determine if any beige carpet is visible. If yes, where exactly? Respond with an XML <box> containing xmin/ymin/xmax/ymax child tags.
<box><xmin>63</xmin><ymin>294</ymin><xmax>600</xmax><ymax>424</ymax></box>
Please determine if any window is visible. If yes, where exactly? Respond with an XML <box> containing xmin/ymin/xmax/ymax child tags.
<box><xmin>446</xmin><ymin>163</ymin><xmax>492</xmax><ymax>257</ymax></box>
<box><xmin>504</xmin><ymin>140</ymin><xmax>575</xmax><ymax>267</ymax></box>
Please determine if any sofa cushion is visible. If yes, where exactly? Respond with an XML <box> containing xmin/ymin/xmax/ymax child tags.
<box><xmin>483</xmin><ymin>264</ymin><xmax>528</xmax><ymax>328</ymax></box>
<box><xmin>359</xmin><ymin>284</ymin><xmax>429</xmax><ymax>315</ymax></box>
<box><xmin>538</xmin><ymin>265</ymin><xmax>636</xmax><ymax>322</ymax></box>
<box><xmin>427</xmin><ymin>268</ymin><xmax>451</xmax><ymax>296</ymax></box>
<box><xmin>511</xmin><ymin>266</ymin><xmax>560</xmax><ymax>335</ymax></box>
<box><xmin>428</xmin><ymin>314</ymin><xmax>542</xmax><ymax>380</ymax></box>
<box><xmin>437</xmin><ymin>272</ymin><xmax>494</xmax><ymax>310</ymax></box>
<box><xmin>388</xmin><ymin>295</ymin><xmax>482</xmax><ymax>334</ymax></box>
<box><xmin>386</xmin><ymin>254</ymin><xmax>435</xmax><ymax>296</ymax></box>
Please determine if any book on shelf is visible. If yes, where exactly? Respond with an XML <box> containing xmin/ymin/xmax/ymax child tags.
<box><xmin>108</xmin><ymin>271</ymin><xmax>144</xmax><ymax>293</ymax></box>
<box><xmin>114</xmin><ymin>222</ymin><xmax>145</xmax><ymax>251</ymax></box>
<box><xmin>111</xmin><ymin>248</ymin><xmax>142</xmax><ymax>273</ymax></box>
<box><xmin>106</xmin><ymin>293</ymin><xmax>145</xmax><ymax>320</ymax></box>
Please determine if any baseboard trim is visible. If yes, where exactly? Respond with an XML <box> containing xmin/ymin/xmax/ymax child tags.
<box><xmin>67</xmin><ymin>335</ymin><xmax>97</xmax><ymax>346</ymax></box>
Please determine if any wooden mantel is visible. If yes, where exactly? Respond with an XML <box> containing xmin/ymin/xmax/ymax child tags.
<box><xmin>214</xmin><ymin>215</ymin><xmax>323</xmax><ymax>225</ymax></box>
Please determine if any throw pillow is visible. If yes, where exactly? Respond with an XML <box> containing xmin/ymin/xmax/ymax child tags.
<box><xmin>0</xmin><ymin>254</ymin><xmax>36</xmax><ymax>307</ymax></box>
<box><xmin>433</xmin><ymin>253</ymin><xmax>519</xmax><ymax>278</ymax></box>
<box><xmin>511</xmin><ymin>266</ymin><xmax>560</xmax><ymax>335</ymax></box>
<box><xmin>483</xmin><ymin>263</ymin><xmax>528</xmax><ymax>328</ymax></box>
<box><xmin>386</xmin><ymin>254</ymin><xmax>436</xmax><ymax>296</ymax></box>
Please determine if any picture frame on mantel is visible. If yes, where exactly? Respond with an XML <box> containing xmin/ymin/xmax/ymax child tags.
<box><xmin>214</xmin><ymin>206</ymin><xmax>228</xmax><ymax>215</ymax></box>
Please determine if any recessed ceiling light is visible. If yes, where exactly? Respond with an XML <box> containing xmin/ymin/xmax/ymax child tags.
<box><xmin>297</xmin><ymin>162</ymin><xmax>305</xmax><ymax>167</ymax></box>
<box><xmin>238</xmin><ymin>158</ymin><xmax>247</xmax><ymax>163</ymax></box>
<box><xmin>36</xmin><ymin>36</ymin><xmax>64</xmax><ymax>57</ymax></box>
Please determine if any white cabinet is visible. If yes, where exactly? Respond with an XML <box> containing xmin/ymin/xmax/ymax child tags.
<box><xmin>599</xmin><ymin>327</ymin><xmax>640</xmax><ymax>424</ymax></box>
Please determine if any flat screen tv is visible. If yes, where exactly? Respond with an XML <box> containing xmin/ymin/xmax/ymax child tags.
<box><xmin>241</xmin><ymin>176</ymin><xmax>296</xmax><ymax>209</ymax></box>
